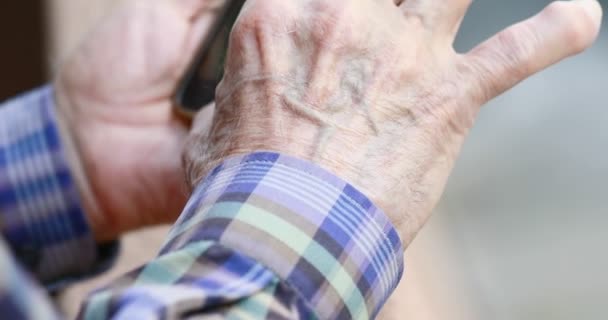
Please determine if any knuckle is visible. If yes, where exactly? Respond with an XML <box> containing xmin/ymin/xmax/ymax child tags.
<box><xmin>231</xmin><ymin>11</ymin><xmax>263</xmax><ymax>42</ymax></box>
<box><xmin>464</xmin><ymin>27</ymin><xmax>533</xmax><ymax>102</ymax></box>
<box><xmin>494</xmin><ymin>28</ymin><xmax>533</xmax><ymax>78</ymax></box>
<box><xmin>231</xmin><ymin>0</ymin><xmax>286</xmax><ymax>41</ymax></box>
<box><xmin>227</xmin><ymin>0</ymin><xmax>290</xmax><ymax>69</ymax></box>
<box><xmin>309</xmin><ymin>3</ymin><xmax>352</xmax><ymax>47</ymax></box>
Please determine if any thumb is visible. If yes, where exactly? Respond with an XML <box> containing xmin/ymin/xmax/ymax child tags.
<box><xmin>464</xmin><ymin>0</ymin><xmax>602</xmax><ymax>103</ymax></box>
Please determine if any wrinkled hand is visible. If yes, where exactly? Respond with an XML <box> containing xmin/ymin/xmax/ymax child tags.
<box><xmin>54</xmin><ymin>0</ymin><xmax>219</xmax><ymax>241</ymax></box>
<box><xmin>186</xmin><ymin>0</ymin><xmax>602</xmax><ymax>247</ymax></box>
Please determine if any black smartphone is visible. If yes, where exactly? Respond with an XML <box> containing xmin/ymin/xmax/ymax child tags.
<box><xmin>174</xmin><ymin>0</ymin><xmax>247</xmax><ymax>116</ymax></box>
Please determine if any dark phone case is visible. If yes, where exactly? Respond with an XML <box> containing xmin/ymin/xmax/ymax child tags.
<box><xmin>174</xmin><ymin>0</ymin><xmax>247</xmax><ymax>115</ymax></box>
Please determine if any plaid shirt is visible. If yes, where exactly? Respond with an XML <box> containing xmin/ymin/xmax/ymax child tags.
<box><xmin>0</xmin><ymin>87</ymin><xmax>106</xmax><ymax>285</ymax></box>
<box><xmin>0</xmin><ymin>88</ymin><xmax>404</xmax><ymax>319</ymax></box>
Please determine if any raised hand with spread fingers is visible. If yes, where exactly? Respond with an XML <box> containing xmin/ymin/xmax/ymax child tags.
<box><xmin>186</xmin><ymin>0</ymin><xmax>603</xmax><ymax>247</ymax></box>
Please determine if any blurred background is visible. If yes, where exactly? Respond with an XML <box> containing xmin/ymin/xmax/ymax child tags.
<box><xmin>2</xmin><ymin>0</ymin><xmax>606</xmax><ymax>319</ymax></box>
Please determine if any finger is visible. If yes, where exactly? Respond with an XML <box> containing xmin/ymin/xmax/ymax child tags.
<box><xmin>172</xmin><ymin>0</ymin><xmax>226</xmax><ymax>20</ymax></box>
<box><xmin>173</xmin><ymin>7</ymin><xmax>220</xmax><ymax>79</ymax></box>
<box><xmin>399</xmin><ymin>0</ymin><xmax>473</xmax><ymax>38</ymax></box>
<box><xmin>463</xmin><ymin>0</ymin><xmax>602</xmax><ymax>103</ymax></box>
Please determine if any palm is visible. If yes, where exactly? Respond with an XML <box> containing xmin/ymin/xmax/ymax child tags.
<box><xmin>55</xmin><ymin>0</ymin><xmax>216</xmax><ymax>238</ymax></box>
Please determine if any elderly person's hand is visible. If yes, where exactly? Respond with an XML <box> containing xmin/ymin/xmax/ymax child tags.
<box><xmin>186</xmin><ymin>0</ymin><xmax>602</xmax><ymax>247</ymax></box>
<box><xmin>53</xmin><ymin>0</ymin><xmax>219</xmax><ymax>241</ymax></box>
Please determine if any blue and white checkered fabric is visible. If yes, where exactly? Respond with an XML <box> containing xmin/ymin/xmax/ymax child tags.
<box><xmin>81</xmin><ymin>153</ymin><xmax>404</xmax><ymax>320</ymax></box>
<box><xmin>0</xmin><ymin>86</ymin><xmax>98</xmax><ymax>284</ymax></box>
<box><xmin>0</xmin><ymin>238</ymin><xmax>59</xmax><ymax>320</ymax></box>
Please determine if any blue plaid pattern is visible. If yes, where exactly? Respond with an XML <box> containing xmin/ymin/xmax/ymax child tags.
<box><xmin>0</xmin><ymin>87</ymin><xmax>404</xmax><ymax>319</ymax></box>
<box><xmin>81</xmin><ymin>152</ymin><xmax>404</xmax><ymax>319</ymax></box>
<box><xmin>0</xmin><ymin>87</ymin><xmax>98</xmax><ymax>284</ymax></box>
<box><xmin>0</xmin><ymin>238</ymin><xmax>58</xmax><ymax>320</ymax></box>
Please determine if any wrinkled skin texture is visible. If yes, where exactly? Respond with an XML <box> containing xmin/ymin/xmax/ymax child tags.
<box><xmin>55</xmin><ymin>0</ymin><xmax>220</xmax><ymax>241</ymax></box>
<box><xmin>185</xmin><ymin>0</ymin><xmax>602</xmax><ymax>247</ymax></box>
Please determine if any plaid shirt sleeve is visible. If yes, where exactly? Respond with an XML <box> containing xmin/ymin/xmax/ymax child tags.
<box><xmin>81</xmin><ymin>152</ymin><xmax>404</xmax><ymax>319</ymax></box>
<box><xmin>0</xmin><ymin>86</ymin><xmax>115</xmax><ymax>288</ymax></box>
<box><xmin>0</xmin><ymin>237</ymin><xmax>59</xmax><ymax>320</ymax></box>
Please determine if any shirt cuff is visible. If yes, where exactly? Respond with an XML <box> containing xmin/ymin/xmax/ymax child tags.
<box><xmin>162</xmin><ymin>152</ymin><xmax>404</xmax><ymax>319</ymax></box>
<box><xmin>0</xmin><ymin>86</ymin><xmax>115</xmax><ymax>286</ymax></box>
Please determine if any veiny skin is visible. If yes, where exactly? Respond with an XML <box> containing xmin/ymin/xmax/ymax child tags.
<box><xmin>50</xmin><ymin>0</ymin><xmax>602</xmax><ymax>248</ymax></box>
<box><xmin>185</xmin><ymin>0</ymin><xmax>603</xmax><ymax>247</ymax></box>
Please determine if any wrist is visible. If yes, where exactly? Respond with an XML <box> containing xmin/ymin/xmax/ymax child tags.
<box><xmin>187</xmin><ymin>77</ymin><xmax>421</xmax><ymax>247</ymax></box>
<box><xmin>186</xmin><ymin>82</ymin><xmax>333</xmax><ymax>186</ymax></box>
<box><xmin>53</xmin><ymin>84</ymin><xmax>115</xmax><ymax>242</ymax></box>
